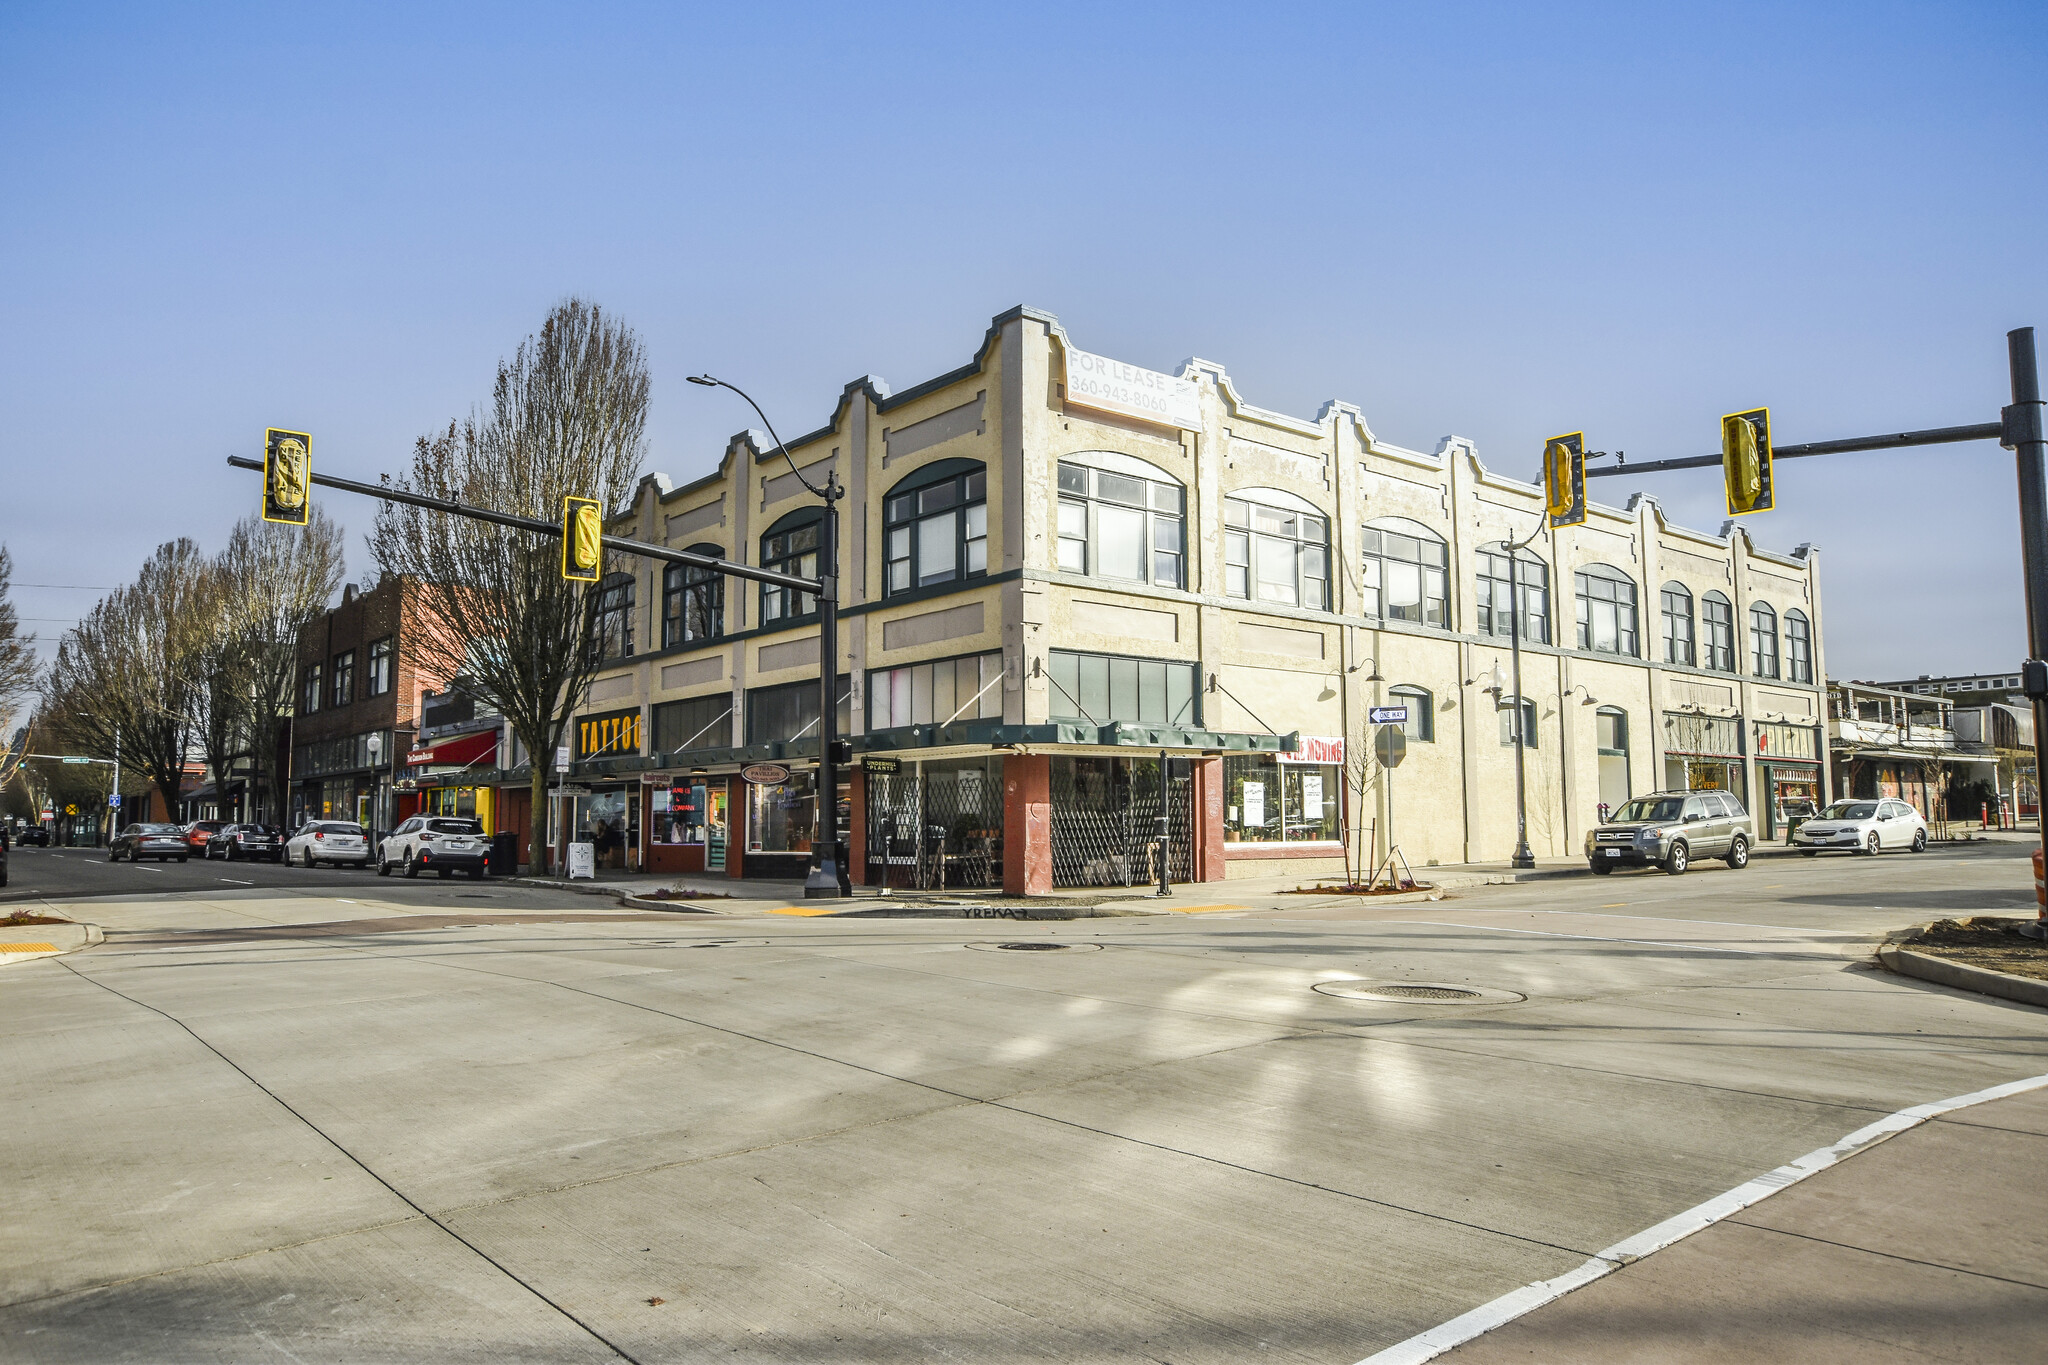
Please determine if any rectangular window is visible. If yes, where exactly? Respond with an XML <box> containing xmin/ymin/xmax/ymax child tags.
<box><xmin>302</xmin><ymin>662</ymin><xmax>323</xmax><ymax>714</ymax></box>
<box><xmin>366</xmin><ymin>638</ymin><xmax>393</xmax><ymax>697</ymax></box>
<box><xmin>1498</xmin><ymin>697</ymin><xmax>1538</xmax><ymax>747</ymax></box>
<box><xmin>1786</xmin><ymin>614</ymin><xmax>1813</xmax><ymax>684</ymax></box>
<box><xmin>331</xmin><ymin>650</ymin><xmax>355</xmax><ymax>707</ymax></box>
<box><xmin>1046</xmin><ymin>649</ymin><xmax>1197</xmax><ymax>728</ymax></box>
<box><xmin>1222</xmin><ymin>496</ymin><xmax>1330</xmax><ymax>608</ymax></box>
<box><xmin>1224</xmin><ymin>753</ymin><xmax>1341</xmax><ymax>843</ymax></box>
<box><xmin>662</xmin><ymin>562</ymin><xmax>724</xmax><ymax>648</ymax></box>
<box><xmin>868</xmin><ymin>652</ymin><xmax>1004</xmax><ymax>731</ymax></box>
<box><xmin>745</xmin><ymin>676</ymin><xmax>852</xmax><ymax>746</ymax></box>
<box><xmin>652</xmin><ymin>694</ymin><xmax>733</xmax><ymax>754</ymax></box>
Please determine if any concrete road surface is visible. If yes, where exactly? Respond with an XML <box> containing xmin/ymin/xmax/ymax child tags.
<box><xmin>2</xmin><ymin>842</ymin><xmax>2044</xmax><ymax>1362</ymax></box>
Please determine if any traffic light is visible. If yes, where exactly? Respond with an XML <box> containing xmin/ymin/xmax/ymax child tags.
<box><xmin>561</xmin><ymin>496</ymin><xmax>602</xmax><ymax>582</ymax></box>
<box><xmin>1722</xmin><ymin>407</ymin><xmax>1774</xmax><ymax>516</ymax></box>
<box><xmin>263</xmin><ymin>428</ymin><xmax>312</xmax><ymax>526</ymax></box>
<box><xmin>1543</xmin><ymin>431</ymin><xmax>1586</xmax><ymax>528</ymax></box>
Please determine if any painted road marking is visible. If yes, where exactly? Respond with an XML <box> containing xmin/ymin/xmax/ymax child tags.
<box><xmin>1384</xmin><ymin>920</ymin><xmax>1766</xmax><ymax>954</ymax></box>
<box><xmin>218</xmin><ymin>878</ymin><xmax>254</xmax><ymax>886</ymax></box>
<box><xmin>767</xmin><ymin>906</ymin><xmax>836</xmax><ymax>917</ymax></box>
<box><xmin>1354</xmin><ymin>1069</ymin><xmax>2048</xmax><ymax>1365</ymax></box>
<box><xmin>0</xmin><ymin>943</ymin><xmax>57</xmax><ymax>953</ymax></box>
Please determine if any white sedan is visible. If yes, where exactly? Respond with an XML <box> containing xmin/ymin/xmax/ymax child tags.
<box><xmin>1791</xmin><ymin>798</ymin><xmax>1927</xmax><ymax>856</ymax></box>
<box><xmin>285</xmin><ymin>821</ymin><xmax>373</xmax><ymax>868</ymax></box>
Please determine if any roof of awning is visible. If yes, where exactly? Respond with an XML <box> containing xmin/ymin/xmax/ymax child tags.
<box><xmin>406</xmin><ymin>729</ymin><xmax>498</xmax><ymax>769</ymax></box>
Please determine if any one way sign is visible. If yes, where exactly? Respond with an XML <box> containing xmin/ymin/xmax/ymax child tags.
<box><xmin>1368</xmin><ymin>706</ymin><xmax>1409</xmax><ymax>725</ymax></box>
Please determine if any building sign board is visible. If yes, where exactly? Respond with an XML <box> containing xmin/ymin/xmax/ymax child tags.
<box><xmin>1063</xmin><ymin>345</ymin><xmax>1202</xmax><ymax>431</ymax></box>
<box><xmin>576</xmin><ymin>709</ymin><xmax>643</xmax><ymax>761</ymax></box>
<box><xmin>742</xmin><ymin>762</ymin><xmax>791</xmax><ymax>786</ymax></box>
<box><xmin>1280</xmin><ymin>735</ymin><xmax>1345</xmax><ymax>764</ymax></box>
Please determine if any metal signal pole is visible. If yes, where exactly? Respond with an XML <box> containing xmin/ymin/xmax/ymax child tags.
<box><xmin>2004</xmin><ymin>328</ymin><xmax>2048</xmax><ymax>937</ymax></box>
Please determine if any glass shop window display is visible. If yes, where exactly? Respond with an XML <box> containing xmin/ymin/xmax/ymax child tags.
<box><xmin>1223</xmin><ymin>753</ymin><xmax>1342</xmax><ymax>843</ymax></box>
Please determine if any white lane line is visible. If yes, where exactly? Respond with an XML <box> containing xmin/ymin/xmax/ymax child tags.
<box><xmin>130</xmin><ymin>865</ymin><xmax>163</xmax><ymax>873</ymax></box>
<box><xmin>218</xmin><ymin>878</ymin><xmax>254</xmax><ymax>886</ymax></box>
<box><xmin>1380</xmin><ymin>920</ymin><xmax>1767</xmax><ymax>954</ymax></box>
<box><xmin>1353</xmin><ymin>1069</ymin><xmax>2048</xmax><ymax>1365</ymax></box>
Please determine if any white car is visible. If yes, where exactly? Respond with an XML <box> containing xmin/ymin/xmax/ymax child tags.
<box><xmin>377</xmin><ymin>816</ymin><xmax>489</xmax><ymax>879</ymax></box>
<box><xmin>1791</xmin><ymin>798</ymin><xmax>1927</xmax><ymax>856</ymax></box>
<box><xmin>286</xmin><ymin>820</ymin><xmax>373</xmax><ymax>868</ymax></box>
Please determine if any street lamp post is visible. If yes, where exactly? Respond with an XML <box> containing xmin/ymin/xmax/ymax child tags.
<box><xmin>1503</xmin><ymin>522</ymin><xmax>1542</xmax><ymax>870</ymax></box>
<box><xmin>687</xmin><ymin>374</ymin><xmax>851</xmax><ymax>898</ymax></box>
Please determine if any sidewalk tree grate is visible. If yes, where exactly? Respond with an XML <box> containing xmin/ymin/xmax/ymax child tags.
<box><xmin>1312</xmin><ymin>981</ymin><xmax>1527</xmax><ymax>1004</ymax></box>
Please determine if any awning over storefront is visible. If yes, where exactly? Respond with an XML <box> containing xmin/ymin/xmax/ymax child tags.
<box><xmin>406</xmin><ymin>729</ymin><xmax>499</xmax><ymax>769</ymax></box>
<box><xmin>568</xmin><ymin>718</ymin><xmax>1300</xmax><ymax>779</ymax></box>
<box><xmin>1834</xmin><ymin>744</ymin><xmax>1998</xmax><ymax>767</ymax></box>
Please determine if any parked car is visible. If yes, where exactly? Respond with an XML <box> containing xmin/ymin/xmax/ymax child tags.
<box><xmin>1585</xmin><ymin>789</ymin><xmax>1754</xmax><ymax>875</ymax></box>
<box><xmin>1</xmin><ymin>825</ymin><xmax>8</xmax><ymax>887</ymax></box>
<box><xmin>205</xmin><ymin>823</ymin><xmax>283</xmax><ymax>862</ymax></box>
<box><xmin>182</xmin><ymin>820</ymin><xmax>229</xmax><ymax>853</ymax></box>
<box><xmin>15</xmin><ymin>825</ymin><xmax>50</xmax><ymax>847</ymax></box>
<box><xmin>112</xmin><ymin>823</ymin><xmax>190</xmax><ymax>862</ymax></box>
<box><xmin>286</xmin><ymin>821</ymin><xmax>372</xmax><ymax>868</ymax></box>
<box><xmin>1790</xmin><ymin>798</ymin><xmax>1928</xmax><ymax>856</ymax></box>
<box><xmin>377</xmin><ymin>816</ymin><xmax>488</xmax><ymax>879</ymax></box>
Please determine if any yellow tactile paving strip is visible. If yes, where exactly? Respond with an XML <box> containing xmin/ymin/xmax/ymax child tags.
<box><xmin>0</xmin><ymin>943</ymin><xmax>58</xmax><ymax>953</ymax></box>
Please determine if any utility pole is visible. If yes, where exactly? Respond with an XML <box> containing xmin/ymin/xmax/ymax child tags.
<box><xmin>2004</xmin><ymin>328</ymin><xmax>2048</xmax><ymax>939</ymax></box>
<box><xmin>1503</xmin><ymin>522</ymin><xmax>1541</xmax><ymax>870</ymax></box>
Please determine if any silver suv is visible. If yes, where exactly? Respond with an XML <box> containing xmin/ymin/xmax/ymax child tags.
<box><xmin>377</xmin><ymin>816</ymin><xmax>489</xmax><ymax>879</ymax></box>
<box><xmin>1586</xmin><ymin>790</ymin><xmax>1753</xmax><ymax>876</ymax></box>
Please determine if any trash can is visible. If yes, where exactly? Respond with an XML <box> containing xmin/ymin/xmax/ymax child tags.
<box><xmin>488</xmin><ymin>833</ymin><xmax>517</xmax><ymax>876</ymax></box>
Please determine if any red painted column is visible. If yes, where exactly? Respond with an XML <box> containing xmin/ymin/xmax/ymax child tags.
<box><xmin>1192</xmin><ymin>756</ymin><xmax>1226</xmax><ymax>882</ymax></box>
<box><xmin>847</xmin><ymin>768</ymin><xmax>868</xmax><ymax>886</ymax></box>
<box><xmin>1003</xmin><ymin>754</ymin><xmax>1052</xmax><ymax>896</ymax></box>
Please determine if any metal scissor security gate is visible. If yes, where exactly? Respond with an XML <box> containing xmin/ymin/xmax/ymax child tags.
<box><xmin>1051</xmin><ymin>756</ymin><xmax>1194</xmax><ymax>888</ymax></box>
<box><xmin>864</xmin><ymin>760</ymin><xmax>1004</xmax><ymax>890</ymax></box>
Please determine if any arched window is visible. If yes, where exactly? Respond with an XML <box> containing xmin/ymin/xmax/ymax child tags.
<box><xmin>662</xmin><ymin>544</ymin><xmax>724</xmax><ymax>648</ymax></box>
<box><xmin>591</xmin><ymin>571</ymin><xmax>635</xmax><ymax>661</ymax></box>
<box><xmin>1660</xmin><ymin>582</ymin><xmax>1695</xmax><ymax>666</ymax></box>
<box><xmin>1477</xmin><ymin>543</ymin><xmax>1549</xmax><ymax>644</ymax></box>
<box><xmin>1701</xmin><ymin>591</ymin><xmax>1735</xmax><ymax>672</ymax></box>
<box><xmin>1786</xmin><ymin>609</ymin><xmax>1813</xmax><ymax>683</ymax></box>
<box><xmin>1363</xmin><ymin>519</ymin><xmax>1448</xmax><ymax>626</ymax></box>
<box><xmin>1225</xmin><ymin>488</ymin><xmax>1330</xmax><ymax>609</ymax></box>
<box><xmin>1574</xmin><ymin>564</ymin><xmax>1640</xmax><ymax>656</ymax></box>
<box><xmin>1389</xmin><ymin>685</ymin><xmax>1434</xmax><ymax>742</ymax></box>
<box><xmin>1750</xmin><ymin>601</ymin><xmax>1780</xmax><ymax>679</ymax></box>
<box><xmin>885</xmin><ymin>458</ymin><xmax>986</xmax><ymax>595</ymax></box>
<box><xmin>1056</xmin><ymin>452</ymin><xmax>1184</xmax><ymax>588</ymax></box>
<box><xmin>759</xmin><ymin>508</ymin><xmax>822</xmax><ymax>626</ymax></box>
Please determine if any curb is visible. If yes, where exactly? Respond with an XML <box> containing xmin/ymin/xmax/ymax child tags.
<box><xmin>618</xmin><ymin>895</ymin><xmax>727</xmax><ymax>914</ymax></box>
<box><xmin>1876</xmin><ymin>941</ymin><xmax>2048</xmax><ymax>1009</ymax></box>
<box><xmin>0</xmin><ymin>921</ymin><xmax>103</xmax><ymax>967</ymax></box>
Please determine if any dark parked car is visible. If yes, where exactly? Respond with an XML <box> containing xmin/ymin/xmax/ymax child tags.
<box><xmin>205</xmin><ymin>823</ymin><xmax>284</xmax><ymax>862</ymax></box>
<box><xmin>15</xmin><ymin>825</ymin><xmax>50</xmax><ymax>847</ymax></box>
<box><xmin>112</xmin><ymin>823</ymin><xmax>190</xmax><ymax>862</ymax></box>
<box><xmin>1</xmin><ymin>825</ymin><xmax>9</xmax><ymax>887</ymax></box>
<box><xmin>182</xmin><ymin>820</ymin><xmax>229</xmax><ymax>853</ymax></box>
<box><xmin>1584</xmin><ymin>790</ymin><xmax>1754</xmax><ymax>875</ymax></box>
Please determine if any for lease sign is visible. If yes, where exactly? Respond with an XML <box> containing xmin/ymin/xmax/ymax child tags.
<box><xmin>1063</xmin><ymin>345</ymin><xmax>1202</xmax><ymax>431</ymax></box>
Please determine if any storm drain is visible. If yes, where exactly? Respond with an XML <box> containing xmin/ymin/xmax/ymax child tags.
<box><xmin>999</xmin><ymin>942</ymin><xmax>1068</xmax><ymax>951</ymax></box>
<box><xmin>1312</xmin><ymin>981</ymin><xmax>1526</xmax><ymax>1005</ymax></box>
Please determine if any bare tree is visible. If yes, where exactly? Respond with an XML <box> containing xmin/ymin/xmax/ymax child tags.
<box><xmin>216</xmin><ymin>510</ymin><xmax>346</xmax><ymax>821</ymax></box>
<box><xmin>43</xmin><ymin>540</ymin><xmax>214</xmax><ymax>819</ymax></box>
<box><xmin>0</xmin><ymin>547</ymin><xmax>38</xmax><ymax>737</ymax></box>
<box><xmin>370</xmin><ymin>299</ymin><xmax>649</xmax><ymax>873</ymax></box>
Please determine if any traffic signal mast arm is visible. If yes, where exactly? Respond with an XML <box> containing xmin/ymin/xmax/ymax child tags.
<box><xmin>1582</xmin><ymin>420</ymin><xmax>2005</xmax><ymax>478</ymax></box>
<box><xmin>223</xmin><ymin>455</ymin><xmax>822</xmax><ymax>595</ymax></box>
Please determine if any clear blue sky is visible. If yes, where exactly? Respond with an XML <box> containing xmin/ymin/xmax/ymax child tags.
<box><xmin>4</xmin><ymin>1</ymin><xmax>2043</xmax><ymax>679</ymax></box>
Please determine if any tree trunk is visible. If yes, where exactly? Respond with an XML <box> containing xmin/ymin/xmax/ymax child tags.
<box><xmin>529</xmin><ymin>761</ymin><xmax>550</xmax><ymax>876</ymax></box>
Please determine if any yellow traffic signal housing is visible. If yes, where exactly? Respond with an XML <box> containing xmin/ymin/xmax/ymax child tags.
<box><xmin>1723</xmin><ymin>407</ymin><xmax>1774</xmax><ymax>516</ymax></box>
<box><xmin>561</xmin><ymin>496</ymin><xmax>603</xmax><ymax>582</ymax></box>
<box><xmin>1543</xmin><ymin>431</ymin><xmax>1586</xmax><ymax>528</ymax></box>
<box><xmin>262</xmin><ymin>428</ymin><xmax>312</xmax><ymax>526</ymax></box>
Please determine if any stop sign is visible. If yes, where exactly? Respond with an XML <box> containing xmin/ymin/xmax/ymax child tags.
<box><xmin>1374</xmin><ymin>727</ymin><xmax>1408</xmax><ymax>769</ymax></box>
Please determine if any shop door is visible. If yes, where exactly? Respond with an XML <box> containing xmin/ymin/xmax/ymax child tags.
<box><xmin>1050</xmin><ymin>756</ymin><xmax>1194</xmax><ymax>888</ymax></box>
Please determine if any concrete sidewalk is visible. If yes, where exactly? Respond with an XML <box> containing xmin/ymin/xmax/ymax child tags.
<box><xmin>1434</xmin><ymin>1084</ymin><xmax>2048</xmax><ymax>1363</ymax></box>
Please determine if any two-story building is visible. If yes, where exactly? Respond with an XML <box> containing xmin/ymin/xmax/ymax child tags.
<box><xmin>563</xmin><ymin>307</ymin><xmax>1832</xmax><ymax>889</ymax></box>
<box><xmin>290</xmin><ymin>576</ymin><xmax>448</xmax><ymax>834</ymax></box>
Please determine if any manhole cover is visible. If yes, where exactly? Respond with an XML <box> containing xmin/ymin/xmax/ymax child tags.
<box><xmin>967</xmin><ymin>941</ymin><xmax>1104</xmax><ymax>953</ymax></box>
<box><xmin>1313</xmin><ymin>981</ymin><xmax>1526</xmax><ymax>1004</ymax></box>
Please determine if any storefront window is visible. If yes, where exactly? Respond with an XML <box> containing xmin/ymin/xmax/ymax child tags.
<box><xmin>748</xmin><ymin>771</ymin><xmax>816</xmax><ymax>854</ymax></box>
<box><xmin>870</xmin><ymin>652</ymin><xmax>1003</xmax><ymax>730</ymax></box>
<box><xmin>657</xmin><ymin>782</ymin><xmax>726</xmax><ymax>846</ymax></box>
<box><xmin>1224</xmin><ymin>753</ymin><xmax>1341</xmax><ymax>843</ymax></box>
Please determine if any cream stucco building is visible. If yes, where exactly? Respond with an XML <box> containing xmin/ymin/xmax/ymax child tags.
<box><xmin>561</xmin><ymin>306</ymin><xmax>1828</xmax><ymax>890</ymax></box>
